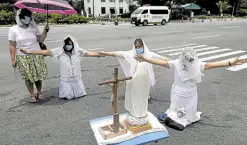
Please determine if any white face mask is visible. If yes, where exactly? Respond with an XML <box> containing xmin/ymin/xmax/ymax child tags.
<box><xmin>21</xmin><ymin>16</ymin><xmax>31</xmax><ymax>25</ymax></box>
<box><xmin>64</xmin><ymin>45</ymin><xmax>73</xmax><ymax>51</ymax></box>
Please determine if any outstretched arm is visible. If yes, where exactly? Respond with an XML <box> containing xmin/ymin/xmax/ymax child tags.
<box><xmin>135</xmin><ymin>54</ymin><xmax>169</xmax><ymax>68</ymax></box>
<box><xmin>99</xmin><ymin>51</ymin><xmax>117</xmax><ymax>57</ymax></box>
<box><xmin>84</xmin><ymin>51</ymin><xmax>101</xmax><ymax>57</ymax></box>
<box><xmin>159</xmin><ymin>56</ymin><xmax>170</xmax><ymax>61</ymax></box>
<box><xmin>20</xmin><ymin>48</ymin><xmax>52</xmax><ymax>56</ymax></box>
<box><xmin>204</xmin><ymin>57</ymin><xmax>246</xmax><ymax>70</ymax></box>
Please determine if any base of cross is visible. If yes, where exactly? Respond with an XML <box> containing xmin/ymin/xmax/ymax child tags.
<box><xmin>123</xmin><ymin>119</ymin><xmax>153</xmax><ymax>134</ymax></box>
<box><xmin>99</xmin><ymin>122</ymin><xmax>128</xmax><ymax>140</ymax></box>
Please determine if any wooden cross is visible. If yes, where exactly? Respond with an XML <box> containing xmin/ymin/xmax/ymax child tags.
<box><xmin>99</xmin><ymin>68</ymin><xmax>132</xmax><ymax>134</ymax></box>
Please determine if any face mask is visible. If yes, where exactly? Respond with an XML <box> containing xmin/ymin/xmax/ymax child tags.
<box><xmin>64</xmin><ymin>45</ymin><xmax>73</xmax><ymax>51</ymax></box>
<box><xmin>136</xmin><ymin>48</ymin><xmax>144</xmax><ymax>54</ymax></box>
<box><xmin>21</xmin><ymin>16</ymin><xmax>31</xmax><ymax>25</ymax></box>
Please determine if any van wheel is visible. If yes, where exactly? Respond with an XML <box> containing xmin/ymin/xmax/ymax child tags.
<box><xmin>161</xmin><ymin>19</ymin><xmax>166</xmax><ymax>25</ymax></box>
<box><xmin>143</xmin><ymin>20</ymin><xmax>148</xmax><ymax>26</ymax></box>
<box><xmin>135</xmin><ymin>21</ymin><xmax>139</xmax><ymax>26</ymax></box>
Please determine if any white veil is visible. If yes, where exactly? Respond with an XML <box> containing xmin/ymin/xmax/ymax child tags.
<box><xmin>15</xmin><ymin>9</ymin><xmax>38</xmax><ymax>29</ymax></box>
<box><xmin>117</xmin><ymin>39</ymin><xmax>155</xmax><ymax>87</ymax></box>
<box><xmin>52</xmin><ymin>35</ymin><xmax>83</xmax><ymax>59</ymax></box>
<box><xmin>176</xmin><ymin>47</ymin><xmax>204</xmax><ymax>85</ymax></box>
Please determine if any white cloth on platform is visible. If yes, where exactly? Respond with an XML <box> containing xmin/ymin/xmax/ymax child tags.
<box><xmin>115</xmin><ymin>40</ymin><xmax>161</xmax><ymax>125</ymax></box>
<box><xmin>166</xmin><ymin>47</ymin><xmax>206</xmax><ymax>127</ymax></box>
<box><xmin>50</xmin><ymin>35</ymin><xmax>87</xmax><ymax>99</ymax></box>
<box><xmin>90</xmin><ymin>112</ymin><xmax>168</xmax><ymax>145</ymax></box>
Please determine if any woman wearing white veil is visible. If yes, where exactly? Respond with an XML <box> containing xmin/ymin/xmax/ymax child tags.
<box><xmin>99</xmin><ymin>39</ymin><xmax>169</xmax><ymax>126</ymax></box>
<box><xmin>8</xmin><ymin>8</ymin><xmax>49</xmax><ymax>103</ymax></box>
<box><xmin>136</xmin><ymin>47</ymin><xmax>246</xmax><ymax>130</ymax></box>
<box><xmin>21</xmin><ymin>35</ymin><xmax>103</xmax><ymax>100</ymax></box>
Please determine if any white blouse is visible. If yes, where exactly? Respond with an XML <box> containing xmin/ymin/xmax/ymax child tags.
<box><xmin>8</xmin><ymin>25</ymin><xmax>41</xmax><ymax>56</ymax></box>
<box><xmin>50</xmin><ymin>47</ymin><xmax>86</xmax><ymax>81</ymax></box>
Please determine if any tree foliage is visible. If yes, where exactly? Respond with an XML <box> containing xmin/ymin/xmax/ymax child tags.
<box><xmin>216</xmin><ymin>0</ymin><xmax>231</xmax><ymax>14</ymax></box>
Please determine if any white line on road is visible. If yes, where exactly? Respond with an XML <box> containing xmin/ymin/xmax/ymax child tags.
<box><xmin>226</xmin><ymin>63</ymin><xmax>247</xmax><ymax>71</ymax></box>
<box><xmin>153</xmin><ymin>31</ymin><xmax>183</xmax><ymax>34</ymax></box>
<box><xmin>221</xmin><ymin>55</ymin><xmax>247</xmax><ymax>62</ymax></box>
<box><xmin>88</xmin><ymin>48</ymin><xmax>104</xmax><ymax>50</ymax></box>
<box><xmin>199</xmin><ymin>50</ymin><xmax>246</xmax><ymax>62</ymax></box>
<box><xmin>190</xmin><ymin>35</ymin><xmax>220</xmax><ymax>40</ymax></box>
<box><xmin>196</xmin><ymin>48</ymin><xmax>231</xmax><ymax>57</ymax></box>
<box><xmin>158</xmin><ymin>45</ymin><xmax>207</xmax><ymax>54</ymax></box>
<box><xmin>221</xmin><ymin>26</ymin><xmax>241</xmax><ymax>29</ymax></box>
<box><xmin>152</xmin><ymin>43</ymin><xmax>196</xmax><ymax>51</ymax></box>
<box><xmin>46</xmin><ymin>40</ymin><xmax>61</xmax><ymax>43</ymax></box>
<box><xmin>167</xmin><ymin>46</ymin><xmax>219</xmax><ymax>56</ymax></box>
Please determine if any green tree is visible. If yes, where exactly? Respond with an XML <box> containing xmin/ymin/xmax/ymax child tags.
<box><xmin>216</xmin><ymin>0</ymin><xmax>231</xmax><ymax>15</ymax></box>
<box><xmin>240</xmin><ymin>0</ymin><xmax>247</xmax><ymax>8</ymax></box>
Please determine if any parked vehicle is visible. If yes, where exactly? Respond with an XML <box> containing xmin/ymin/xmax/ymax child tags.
<box><xmin>130</xmin><ymin>6</ymin><xmax>170</xmax><ymax>26</ymax></box>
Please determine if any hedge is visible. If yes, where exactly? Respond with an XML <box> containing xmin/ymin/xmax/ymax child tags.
<box><xmin>194</xmin><ymin>14</ymin><xmax>234</xmax><ymax>19</ymax></box>
<box><xmin>237</xmin><ymin>9</ymin><xmax>247</xmax><ymax>16</ymax></box>
<box><xmin>0</xmin><ymin>3</ymin><xmax>93</xmax><ymax>25</ymax></box>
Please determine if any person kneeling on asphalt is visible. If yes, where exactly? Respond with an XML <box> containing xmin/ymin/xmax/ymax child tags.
<box><xmin>135</xmin><ymin>47</ymin><xmax>246</xmax><ymax>131</ymax></box>
<box><xmin>21</xmin><ymin>35</ymin><xmax>103</xmax><ymax>100</ymax></box>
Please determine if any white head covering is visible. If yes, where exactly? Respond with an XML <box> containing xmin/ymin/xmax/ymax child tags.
<box><xmin>52</xmin><ymin>35</ymin><xmax>83</xmax><ymax>59</ymax></box>
<box><xmin>116</xmin><ymin>39</ymin><xmax>155</xmax><ymax>87</ymax></box>
<box><xmin>15</xmin><ymin>9</ymin><xmax>37</xmax><ymax>28</ymax></box>
<box><xmin>176</xmin><ymin>47</ymin><xmax>204</xmax><ymax>84</ymax></box>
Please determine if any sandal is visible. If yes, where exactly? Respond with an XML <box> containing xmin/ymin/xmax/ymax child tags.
<box><xmin>29</xmin><ymin>95</ymin><xmax>37</xmax><ymax>103</ymax></box>
<box><xmin>36</xmin><ymin>92</ymin><xmax>45</xmax><ymax>100</ymax></box>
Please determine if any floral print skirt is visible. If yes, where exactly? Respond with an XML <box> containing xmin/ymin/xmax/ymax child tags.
<box><xmin>16</xmin><ymin>55</ymin><xmax>48</xmax><ymax>83</ymax></box>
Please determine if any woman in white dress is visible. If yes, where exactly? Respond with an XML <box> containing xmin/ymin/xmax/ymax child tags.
<box><xmin>8</xmin><ymin>8</ymin><xmax>49</xmax><ymax>103</ymax></box>
<box><xmin>21</xmin><ymin>36</ymin><xmax>102</xmax><ymax>100</ymax></box>
<box><xmin>99</xmin><ymin>39</ymin><xmax>169</xmax><ymax>125</ymax></box>
<box><xmin>135</xmin><ymin>47</ymin><xmax>246</xmax><ymax>130</ymax></box>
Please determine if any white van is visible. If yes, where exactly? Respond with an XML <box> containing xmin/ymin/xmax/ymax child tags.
<box><xmin>130</xmin><ymin>6</ymin><xmax>170</xmax><ymax>26</ymax></box>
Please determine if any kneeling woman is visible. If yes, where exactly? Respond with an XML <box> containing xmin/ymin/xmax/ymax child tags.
<box><xmin>21</xmin><ymin>36</ymin><xmax>102</xmax><ymax>100</ymax></box>
<box><xmin>135</xmin><ymin>47</ymin><xmax>246</xmax><ymax>131</ymax></box>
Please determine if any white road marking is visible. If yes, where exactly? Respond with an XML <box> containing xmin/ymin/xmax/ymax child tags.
<box><xmin>158</xmin><ymin>45</ymin><xmax>207</xmax><ymax>54</ymax></box>
<box><xmin>196</xmin><ymin>49</ymin><xmax>232</xmax><ymax>57</ymax></box>
<box><xmin>152</xmin><ymin>43</ymin><xmax>196</xmax><ymax>51</ymax></box>
<box><xmin>168</xmin><ymin>46</ymin><xmax>219</xmax><ymax>56</ymax></box>
<box><xmin>221</xmin><ymin>55</ymin><xmax>247</xmax><ymax>62</ymax></box>
<box><xmin>199</xmin><ymin>50</ymin><xmax>246</xmax><ymax>62</ymax></box>
<box><xmin>221</xmin><ymin>26</ymin><xmax>241</xmax><ymax>29</ymax></box>
<box><xmin>88</xmin><ymin>48</ymin><xmax>104</xmax><ymax>50</ymax></box>
<box><xmin>190</xmin><ymin>35</ymin><xmax>220</xmax><ymax>40</ymax></box>
<box><xmin>46</xmin><ymin>40</ymin><xmax>61</xmax><ymax>43</ymax></box>
<box><xmin>226</xmin><ymin>63</ymin><xmax>247</xmax><ymax>71</ymax></box>
<box><xmin>153</xmin><ymin>31</ymin><xmax>183</xmax><ymax>34</ymax></box>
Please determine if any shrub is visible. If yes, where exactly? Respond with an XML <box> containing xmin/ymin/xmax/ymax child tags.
<box><xmin>237</xmin><ymin>9</ymin><xmax>247</xmax><ymax>16</ymax></box>
<box><xmin>0</xmin><ymin>3</ymin><xmax>14</xmax><ymax>12</ymax></box>
<box><xmin>170</xmin><ymin>9</ymin><xmax>189</xmax><ymax>20</ymax></box>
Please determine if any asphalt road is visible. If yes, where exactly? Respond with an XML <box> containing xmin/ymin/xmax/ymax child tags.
<box><xmin>0</xmin><ymin>19</ymin><xmax>247</xmax><ymax>145</ymax></box>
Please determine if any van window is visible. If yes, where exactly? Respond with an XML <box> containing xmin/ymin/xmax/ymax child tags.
<box><xmin>150</xmin><ymin>10</ymin><xmax>168</xmax><ymax>14</ymax></box>
<box><xmin>132</xmin><ymin>9</ymin><xmax>143</xmax><ymax>14</ymax></box>
<box><xmin>142</xmin><ymin>10</ymin><xmax>148</xmax><ymax>14</ymax></box>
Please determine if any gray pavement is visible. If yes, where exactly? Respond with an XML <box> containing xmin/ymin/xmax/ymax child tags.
<box><xmin>0</xmin><ymin>19</ymin><xmax>247</xmax><ymax>145</ymax></box>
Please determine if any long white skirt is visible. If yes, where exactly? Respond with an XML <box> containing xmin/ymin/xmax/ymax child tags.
<box><xmin>166</xmin><ymin>85</ymin><xmax>201</xmax><ymax>127</ymax></box>
<box><xmin>59</xmin><ymin>79</ymin><xmax>86</xmax><ymax>100</ymax></box>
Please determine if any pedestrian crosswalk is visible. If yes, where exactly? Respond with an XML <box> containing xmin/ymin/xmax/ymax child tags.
<box><xmin>152</xmin><ymin>43</ymin><xmax>247</xmax><ymax>72</ymax></box>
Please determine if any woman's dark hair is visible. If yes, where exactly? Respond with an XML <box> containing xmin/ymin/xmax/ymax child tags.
<box><xmin>19</xmin><ymin>8</ymin><xmax>32</xmax><ymax>19</ymax></box>
<box><xmin>134</xmin><ymin>38</ymin><xmax>144</xmax><ymax>46</ymax></box>
<box><xmin>64</xmin><ymin>37</ymin><xmax>74</xmax><ymax>48</ymax></box>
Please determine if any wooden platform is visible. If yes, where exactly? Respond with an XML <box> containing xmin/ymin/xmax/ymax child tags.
<box><xmin>123</xmin><ymin>119</ymin><xmax>152</xmax><ymax>134</ymax></box>
<box><xmin>99</xmin><ymin>122</ymin><xmax>127</xmax><ymax>140</ymax></box>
